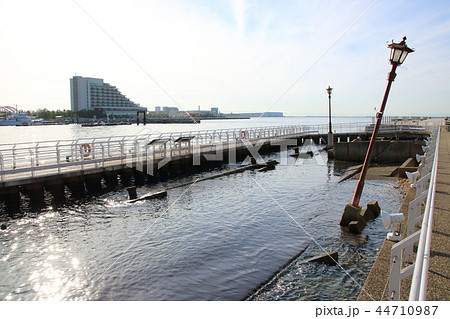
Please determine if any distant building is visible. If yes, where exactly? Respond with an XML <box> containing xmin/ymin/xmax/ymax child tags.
<box><xmin>260</xmin><ymin>112</ymin><xmax>283</xmax><ymax>117</ymax></box>
<box><xmin>162</xmin><ymin>106</ymin><xmax>179</xmax><ymax>117</ymax></box>
<box><xmin>185</xmin><ymin>107</ymin><xmax>220</xmax><ymax>118</ymax></box>
<box><xmin>223</xmin><ymin>111</ymin><xmax>283</xmax><ymax>118</ymax></box>
<box><xmin>70</xmin><ymin>76</ymin><xmax>146</xmax><ymax>116</ymax></box>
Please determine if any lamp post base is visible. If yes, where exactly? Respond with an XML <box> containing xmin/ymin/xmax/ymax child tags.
<box><xmin>327</xmin><ymin>132</ymin><xmax>334</xmax><ymax>148</ymax></box>
<box><xmin>340</xmin><ymin>202</ymin><xmax>362</xmax><ymax>226</ymax></box>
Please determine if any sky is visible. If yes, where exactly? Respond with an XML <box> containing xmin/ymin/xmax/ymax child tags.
<box><xmin>1</xmin><ymin>0</ymin><xmax>449</xmax><ymax>116</ymax></box>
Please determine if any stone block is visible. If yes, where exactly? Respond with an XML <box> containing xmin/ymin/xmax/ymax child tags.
<box><xmin>307</xmin><ymin>251</ymin><xmax>339</xmax><ymax>266</ymax></box>
<box><xmin>340</xmin><ymin>203</ymin><xmax>362</xmax><ymax>226</ymax></box>
<box><xmin>361</xmin><ymin>208</ymin><xmax>375</xmax><ymax>222</ymax></box>
<box><xmin>366</xmin><ymin>200</ymin><xmax>381</xmax><ymax>218</ymax></box>
<box><xmin>348</xmin><ymin>219</ymin><xmax>367</xmax><ymax>234</ymax></box>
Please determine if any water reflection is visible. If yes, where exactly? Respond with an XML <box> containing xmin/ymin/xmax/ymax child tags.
<box><xmin>0</xmin><ymin>158</ymin><xmax>403</xmax><ymax>300</ymax></box>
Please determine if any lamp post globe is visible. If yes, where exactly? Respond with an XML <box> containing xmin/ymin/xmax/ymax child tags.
<box><xmin>388</xmin><ymin>36</ymin><xmax>414</xmax><ymax>66</ymax></box>
<box><xmin>326</xmin><ymin>86</ymin><xmax>333</xmax><ymax>95</ymax></box>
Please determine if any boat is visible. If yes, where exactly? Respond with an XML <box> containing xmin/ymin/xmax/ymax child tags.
<box><xmin>0</xmin><ymin>113</ymin><xmax>33</xmax><ymax>126</ymax></box>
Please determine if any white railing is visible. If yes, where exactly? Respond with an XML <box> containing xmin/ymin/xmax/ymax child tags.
<box><xmin>2</xmin><ymin>123</ymin><xmax>362</xmax><ymax>183</ymax></box>
<box><xmin>365</xmin><ymin>123</ymin><xmax>429</xmax><ymax>135</ymax></box>
<box><xmin>373</xmin><ymin>115</ymin><xmax>433</xmax><ymax>124</ymax></box>
<box><xmin>388</xmin><ymin>126</ymin><xmax>440</xmax><ymax>301</ymax></box>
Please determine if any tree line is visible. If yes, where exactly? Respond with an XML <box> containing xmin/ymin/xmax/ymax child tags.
<box><xmin>27</xmin><ymin>108</ymin><xmax>106</xmax><ymax>119</ymax></box>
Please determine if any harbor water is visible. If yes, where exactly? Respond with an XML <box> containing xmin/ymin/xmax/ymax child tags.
<box><xmin>0</xmin><ymin>117</ymin><xmax>404</xmax><ymax>300</ymax></box>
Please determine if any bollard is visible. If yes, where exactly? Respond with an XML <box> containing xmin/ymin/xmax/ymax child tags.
<box><xmin>127</xmin><ymin>186</ymin><xmax>137</xmax><ymax>200</ymax></box>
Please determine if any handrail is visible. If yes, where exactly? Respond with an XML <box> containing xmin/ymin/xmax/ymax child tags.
<box><xmin>388</xmin><ymin>126</ymin><xmax>440</xmax><ymax>301</ymax></box>
<box><xmin>0</xmin><ymin>123</ymin><xmax>334</xmax><ymax>182</ymax></box>
<box><xmin>0</xmin><ymin>121</ymin><xmax>432</xmax><ymax>185</ymax></box>
<box><xmin>0</xmin><ymin>122</ymin><xmax>372</xmax><ymax>150</ymax></box>
<box><xmin>410</xmin><ymin>126</ymin><xmax>440</xmax><ymax>301</ymax></box>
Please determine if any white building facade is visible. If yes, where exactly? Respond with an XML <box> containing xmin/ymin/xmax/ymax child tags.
<box><xmin>70</xmin><ymin>76</ymin><xmax>146</xmax><ymax>116</ymax></box>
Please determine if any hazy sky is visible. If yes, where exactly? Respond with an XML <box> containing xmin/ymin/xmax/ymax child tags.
<box><xmin>1</xmin><ymin>0</ymin><xmax>449</xmax><ymax>115</ymax></box>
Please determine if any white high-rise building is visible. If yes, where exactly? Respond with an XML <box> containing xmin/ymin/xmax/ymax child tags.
<box><xmin>70</xmin><ymin>76</ymin><xmax>146</xmax><ymax>115</ymax></box>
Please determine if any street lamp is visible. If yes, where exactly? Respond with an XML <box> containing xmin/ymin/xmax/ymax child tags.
<box><xmin>341</xmin><ymin>37</ymin><xmax>414</xmax><ymax>227</ymax></box>
<box><xmin>388</xmin><ymin>36</ymin><xmax>414</xmax><ymax>65</ymax></box>
<box><xmin>327</xmin><ymin>85</ymin><xmax>333</xmax><ymax>148</ymax></box>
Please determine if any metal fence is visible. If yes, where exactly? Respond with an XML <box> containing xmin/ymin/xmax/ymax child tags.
<box><xmin>388</xmin><ymin>126</ymin><xmax>440</xmax><ymax>301</ymax></box>
<box><xmin>0</xmin><ymin>123</ymin><xmax>370</xmax><ymax>183</ymax></box>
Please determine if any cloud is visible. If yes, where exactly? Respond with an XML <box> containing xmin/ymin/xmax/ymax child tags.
<box><xmin>231</xmin><ymin>0</ymin><xmax>246</xmax><ymax>39</ymax></box>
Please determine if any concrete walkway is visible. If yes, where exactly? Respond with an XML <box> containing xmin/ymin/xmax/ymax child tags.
<box><xmin>426</xmin><ymin>125</ymin><xmax>450</xmax><ymax>300</ymax></box>
<box><xmin>359</xmin><ymin>125</ymin><xmax>450</xmax><ymax>301</ymax></box>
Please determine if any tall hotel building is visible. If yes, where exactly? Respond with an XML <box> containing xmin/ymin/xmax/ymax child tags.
<box><xmin>70</xmin><ymin>76</ymin><xmax>146</xmax><ymax>116</ymax></box>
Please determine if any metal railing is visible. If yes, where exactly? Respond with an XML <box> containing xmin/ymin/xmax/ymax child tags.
<box><xmin>0</xmin><ymin>123</ymin><xmax>369</xmax><ymax>183</ymax></box>
<box><xmin>365</xmin><ymin>123</ymin><xmax>429</xmax><ymax>135</ymax></box>
<box><xmin>388</xmin><ymin>126</ymin><xmax>440</xmax><ymax>301</ymax></box>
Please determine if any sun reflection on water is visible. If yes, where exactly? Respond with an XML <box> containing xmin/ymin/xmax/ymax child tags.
<box><xmin>1</xmin><ymin>213</ymin><xmax>90</xmax><ymax>301</ymax></box>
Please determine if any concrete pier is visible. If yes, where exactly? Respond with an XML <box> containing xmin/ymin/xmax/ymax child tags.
<box><xmin>1</xmin><ymin>186</ymin><xmax>21</xmax><ymax>214</ymax></box>
<box><xmin>22</xmin><ymin>182</ymin><xmax>46</xmax><ymax>208</ymax></box>
<box><xmin>0</xmin><ymin>124</ymin><xmax>431</xmax><ymax>215</ymax></box>
<box><xmin>103</xmin><ymin>171</ymin><xmax>118</xmax><ymax>190</ymax></box>
<box><xmin>333</xmin><ymin>140</ymin><xmax>425</xmax><ymax>163</ymax></box>
<box><xmin>118</xmin><ymin>168</ymin><xmax>134</xmax><ymax>187</ymax></box>
<box><xmin>84</xmin><ymin>173</ymin><xmax>103</xmax><ymax>194</ymax></box>
<box><xmin>65</xmin><ymin>176</ymin><xmax>86</xmax><ymax>197</ymax></box>
<box><xmin>45</xmin><ymin>179</ymin><xmax>66</xmax><ymax>201</ymax></box>
<box><xmin>0</xmin><ymin>131</ymin><xmax>303</xmax><ymax>210</ymax></box>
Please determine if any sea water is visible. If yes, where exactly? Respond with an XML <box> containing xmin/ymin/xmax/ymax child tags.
<box><xmin>0</xmin><ymin>117</ymin><xmax>403</xmax><ymax>300</ymax></box>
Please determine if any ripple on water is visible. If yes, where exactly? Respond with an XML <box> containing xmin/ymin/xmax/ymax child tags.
<box><xmin>0</xmin><ymin>157</ymin><xmax>403</xmax><ymax>300</ymax></box>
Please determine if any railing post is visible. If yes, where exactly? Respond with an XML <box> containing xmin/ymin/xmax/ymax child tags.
<box><xmin>35</xmin><ymin>143</ymin><xmax>40</xmax><ymax>166</ymax></box>
<box><xmin>389</xmin><ymin>230</ymin><xmax>420</xmax><ymax>301</ymax></box>
<box><xmin>0</xmin><ymin>152</ymin><xmax>4</xmax><ymax>182</ymax></box>
<box><xmin>56</xmin><ymin>142</ymin><xmax>61</xmax><ymax>174</ymax></box>
<box><xmin>406</xmin><ymin>191</ymin><xmax>427</xmax><ymax>263</ymax></box>
<box><xmin>108</xmin><ymin>137</ymin><xmax>112</xmax><ymax>157</ymax></box>
<box><xmin>389</xmin><ymin>247</ymin><xmax>402</xmax><ymax>300</ymax></box>
<box><xmin>73</xmin><ymin>140</ymin><xmax>79</xmax><ymax>161</ymax></box>
<box><xmin>120</xmin><ymin>138</ymin><xmax>125</xmax><ymax>164</ymax></box>
<box><xmin>101</xmin><ymin>144</ymin><xmax>105</xmax><ymax>168</ymax></box>
<box><xmin>29</xmin><ymin>149</ymin><xmax>35</xmax><ymax>178</ymax></box>
<box><xmin>92</xmin><ymin>139</ymin><xmax>96</xmax><ymax>160</ymax></box>
<box><xmin>80</xmin><ymin>142</ymin><xmax>84</xmax><ymax>171</ymax></box>
<box><xmin>12</xmin><ymin>144</ymin><xmax>17</xmax><ymax>169</ymax></box>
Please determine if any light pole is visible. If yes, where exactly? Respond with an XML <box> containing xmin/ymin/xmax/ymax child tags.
<box><xmin>327</xmin><ymin>86</ymin><xmax>333</xmax><ymax>148</ymax></box>
<box><xmin>341</xmin><ymin>36</ymin><xmax>414</xmax><ymax>226</ymax></box>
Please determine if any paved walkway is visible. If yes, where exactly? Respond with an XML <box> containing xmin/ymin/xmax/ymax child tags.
<box><xmin>359</xmin><ymin>125</ymin><xmax>450</xmax><ymax>301</ymax></box>
<box><xmin>426</xmin><ymin>125</ymin><xmax>450</xmax><ymax>300</ymax></box>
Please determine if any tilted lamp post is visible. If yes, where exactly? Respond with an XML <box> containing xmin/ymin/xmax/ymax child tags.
<box><xmin>341</xmin><ymin>37</ymin><xmax>414</xmax><ymax>228</ymax></box>
<box><xmin>327</xmin><ymin>86</ymin><xmax>333</xmax><ymax>148</ymax></box>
